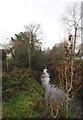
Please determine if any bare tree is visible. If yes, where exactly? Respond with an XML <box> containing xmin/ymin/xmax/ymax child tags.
<box><xmin>24</xmin><ymin>24</ymin><xmax>42</xmax><ymax>50</ymax></box>
<box><xmin>60</xmin><ymin>2</ymin><xmax>81</xmax><ymax>118</ymax></box>
<box><xmin>10</xmin><ymin>24</ymin><xmax>42</xmax><ymax>69</ymax></box>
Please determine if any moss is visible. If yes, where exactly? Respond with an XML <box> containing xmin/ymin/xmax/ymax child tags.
<box><xmin>3</xmin><ymin>89</ymin><xmax>46</xmax><ymax>118</ymax></box>
<box><xmin>2</xmin><ymin>69</ymin><xmax>46</xmax><ymax>118</ymax></box>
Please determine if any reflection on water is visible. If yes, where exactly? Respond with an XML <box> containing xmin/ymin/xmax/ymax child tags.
<box><xmin>41</xmin><ymin>68</ymin><xmax>81</xmax><ymax>117</ymax></box>
<box><xmin>41</xmin><ymin>68</ymin><xmax>66</xmax><ymax>104</ymax></box>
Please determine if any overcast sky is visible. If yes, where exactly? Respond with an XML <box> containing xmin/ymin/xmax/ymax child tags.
<box><xmin>0</xmin><ymin>0</ymin><xmax>82</xmax><ymax>49</ymax></box>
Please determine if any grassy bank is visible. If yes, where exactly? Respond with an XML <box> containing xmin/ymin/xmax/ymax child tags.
<box><xmin>2</xmin><ymin>68</ymin><xmax>47</xmax><ymax>118</ymax></box>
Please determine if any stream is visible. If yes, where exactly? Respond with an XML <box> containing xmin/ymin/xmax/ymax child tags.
<box><xmin>41</xmin><ymin>68</ymin><xmax>81</xmax><ymax>118</ymax></box>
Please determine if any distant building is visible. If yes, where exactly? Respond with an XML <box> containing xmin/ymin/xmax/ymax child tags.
<box><xmin>0</xmin><ymin>44</ymin><xmax>6</xmax><ymax>49</ymax></box>
<box><xmin>6</xmin><ymin>53</ymin><xmax>12</xmax><ymax>60</ymax></box>
<box><xmin>0</xmin><ymin>43</ymin><xmax>13</xmax><ymax>50</ymax></box>
<box><xmin>0</xmin><ymin>43</ymin><xmax>13</xmax><ymax>59</ymax></box>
